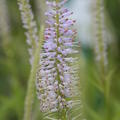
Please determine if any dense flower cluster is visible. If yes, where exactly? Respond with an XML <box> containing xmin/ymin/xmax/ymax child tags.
<box><xmin>18</xmin><ymin>0</ymin><xmax>38</xmax><ymax>65</ymax></box>
<box><xmin>36</xmin><ymin>0</ymin><xmax>78</xmax><ymax>112</ymax></box>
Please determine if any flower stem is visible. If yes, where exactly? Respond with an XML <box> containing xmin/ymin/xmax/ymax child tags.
<box><xmin>55</xmin><ymin>0</ymin><xmax>67</xmax><ymax>119</ymax></box>
<box><xmin>23</xmin><ymin>26</ymin><xmax>44</xmax><ymax>120</ymax></box>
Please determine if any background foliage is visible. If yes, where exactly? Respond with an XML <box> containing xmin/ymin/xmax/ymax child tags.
<box><xmin>0</xmin><ymin>0</ymin><xmax>120</xmax><ymax>120</ymax></box>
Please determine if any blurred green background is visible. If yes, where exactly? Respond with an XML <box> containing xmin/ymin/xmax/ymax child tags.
<box><xmin>0</xmin><ymin>0</ymin><xmax>120</xmax><ymax>120</ymax></box>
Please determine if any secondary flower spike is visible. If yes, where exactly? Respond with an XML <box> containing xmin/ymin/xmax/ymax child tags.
<box><xmin>36</xmin><ymin>0</ymin><xmax>78</xmax><ymax>112</ymax></box>
<box><xmin>18</xmin><ymin>0</ymin><xmax>38</xmax><ymax>65</ymax></box>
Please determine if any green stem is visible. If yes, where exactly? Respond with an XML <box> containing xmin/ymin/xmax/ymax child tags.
<box><xmin>104</xmin><ymin>77</ymin><xmax>111</xmax><ymax>120</ymax></box>
<box><xmin>23</xmin><ymin>26</ymin><xmax>44</xmax><ymax>120</ymax></box>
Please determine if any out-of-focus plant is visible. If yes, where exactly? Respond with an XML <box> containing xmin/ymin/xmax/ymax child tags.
<box><xmin>94</xmin><ymin>0</ymin><xmax>108</xmax><ymax>70</ymax></box>
<box><xmin>17</xmin><ymin>0</ymin><xmax>39</xmax><ymax>66</ymax></box>
<box><xmin>82</xmin><ymin>0</ymin><xmax>120</xmax><ymax>120</ymax></box>
<box><xmin>93</xmin><ymin>0</ymin><xmax>110</xmax><ymax>119</ymax></box>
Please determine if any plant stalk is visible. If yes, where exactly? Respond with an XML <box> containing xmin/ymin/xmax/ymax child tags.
<box><xmin>23</xmin><ymin>26</ymin><xmax>44</xmax><ymax>120</ymax></box>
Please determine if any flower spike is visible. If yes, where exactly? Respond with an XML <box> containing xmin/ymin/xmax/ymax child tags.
<box><xmin>17</xmin><ymin>0</ymin><xmax>39</xmax><ymax>65</ymax></box>
<box><xmin>36</xmin><ymin>0</ymin><xmax>78</xmax><ymax>113</ymax></box>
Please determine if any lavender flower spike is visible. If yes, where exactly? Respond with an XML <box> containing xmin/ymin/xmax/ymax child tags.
<box><xmin>36</xmin><ymin>0</ymin><xmax>78</xmax><ymax>114</ymax></box>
